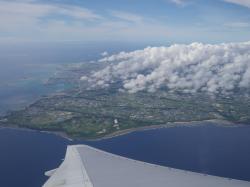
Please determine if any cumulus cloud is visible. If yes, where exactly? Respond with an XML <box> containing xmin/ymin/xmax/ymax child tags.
<box><xmin>101</xmin><ymin>51</ymin><xmax>109</xmax><ymax>57</ymax></box>
<box><xmin>81</xmin><ymin>42</ymin><xmax>250</xmax><ymax>94</ymax></box>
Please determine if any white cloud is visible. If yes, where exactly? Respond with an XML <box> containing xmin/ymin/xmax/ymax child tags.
<box><xmin>56</xmin><ymin>6</ymin><xmax>102</xmax><ymax>20</ymax></box>
<box><xmin>223</xmin><ymin>0</ymin><xmax>250</xmax><ymax>8</ymax></box>
<box><xmin>0</xmin><ymin>1</ymin><xmax>102</xmax><ymax>37</ymax></box>
<box><xmin>169</xmin><ymin>0</ymin><xmax>186</xmax><ymax>5</ymax></box>
<box><xmin>101</xmin><ymin>51</ymin><xmax>109</xmax><ymax>57</ymax></box>
<box><xmin>0</xmin><ymin>1</ymin><xmax>169</xmax><ymax>42</ymax></box>
<box><xmin>225</xmin><ymin>22</ymin><xmax>250</xmax><ymax>28</ymax></box>
<box><xmin>82</xmin><ymin>41</ymin><xmax>250</xmax><ymax>94</ymax></box>
<box><xmin>168</xmin><ymin>0</ymin><xmax>190</xmax><ymax>6</ymax></box>
<box><xmin>0</xmin><ymin>1</ymin><xmax>101</xmax><ymax>22</ymax></box>
<box><xmin>1</xmin><ymin>0</ymin><xmax>249</xmax><ymax>43</ymax></box>
<box><xmin>110</xmin><ymin>11</ymin><xmax>143</xmax><ymax>23</ymax></box>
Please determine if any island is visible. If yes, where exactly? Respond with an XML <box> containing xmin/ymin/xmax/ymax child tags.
<box><xmin>0</xmin><ymin>61</ymin><xmax>249</xmax><ymax>139</ymax></box>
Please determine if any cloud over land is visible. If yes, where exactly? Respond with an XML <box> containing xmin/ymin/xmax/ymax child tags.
<box><xmin>81</xmin><ymin>41</ymin><xmax>250</xmax><ymax>94</ymax></box>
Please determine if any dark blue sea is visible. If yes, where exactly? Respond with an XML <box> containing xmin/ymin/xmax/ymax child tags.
<box><xmin>0</xmin><ymin>42</ymin><xmax>250</xmax><ymax>187</ymax></box>
<box><xmin>0</xmin><ymin>125</ymin><xmax>250</xmax><ymax>187</ymax></box>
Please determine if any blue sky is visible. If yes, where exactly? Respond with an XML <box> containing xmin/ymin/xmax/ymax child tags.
<box><xmin>0</xmin><ymin>0</ymin><xmax>250</xmax><ymax>43</ymax></box>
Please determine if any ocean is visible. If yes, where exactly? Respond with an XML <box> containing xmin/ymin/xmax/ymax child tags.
<box><xmin>0</xmin><ymin>125</ymin><xmax>250</xmax><ymax>187</ymax></box>
<box><xmin>0</xmin><ymin>41</ymin><xmax>146</xmax><ymax>115</ymax></box>
<box><xmin>0</xmin><ymin>42</ymin><xmax>249</xmax><ymax>187</ymax></box>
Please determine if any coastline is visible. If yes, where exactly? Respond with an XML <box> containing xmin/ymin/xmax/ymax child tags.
<box><xmin>1</xmin><ymin>119</ymin><xmax>246</xmax><ymax>142</ymax></box>
<box><xmin>0</xmin><ymin>126</ymin><xmax>73</xmax><ymax>141</ymax></box>
<box><xmin>93</xmin><ymin>119</ymin><xmax>241</xmax><ymax>141</ymax></box>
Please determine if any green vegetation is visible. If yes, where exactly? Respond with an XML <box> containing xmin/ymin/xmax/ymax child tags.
<box><xmin>1</xmin><ymin>88</ymin><xmax>249</xmax><ymax>139</ymax></box>
<box><xmin>0</xmin><ymin>61</ymin><xmax>249</xmax><ymax>139</ymax></box>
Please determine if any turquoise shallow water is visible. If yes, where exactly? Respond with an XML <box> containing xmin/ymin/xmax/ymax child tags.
<box><xmin>0</xmin><ymin>42</ymin><xmax>146</xmax><ymax>115</ymax></box>
<box><xmin>0</xmin><ymin>43</ymin><xmax>65</xmax><ymax>115</ymax></box>
<box><xmin>0</xmin><ymin>79</ymin><xmax>65</xmax><ymax>115</ymax></box>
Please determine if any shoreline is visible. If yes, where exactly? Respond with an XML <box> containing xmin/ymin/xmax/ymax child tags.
<box><xmin>92</xmin><ymin>119</ymin><xmax>242</xmax><ymax>141</ymax></box>
<box><xmin>0</xmin><ymin>126</ymin><xmax>73</xmax><ymax>141</ymax></box>
<box><xmin>1</xmin><ymin>119</ymin><xmax>247</xmax><ymax>142</ymax></box>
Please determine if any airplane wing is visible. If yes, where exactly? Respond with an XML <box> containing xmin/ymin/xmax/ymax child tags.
<box><xmin>43</xmin><ymin>145</ymin><xmax>250</xmax><ymax>187</ymax></box>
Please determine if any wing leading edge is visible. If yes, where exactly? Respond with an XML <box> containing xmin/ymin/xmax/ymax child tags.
<box><xmin>43</xmin><ymin>145</ymin><xmax>250</xmax><ymax>187</ymax></box>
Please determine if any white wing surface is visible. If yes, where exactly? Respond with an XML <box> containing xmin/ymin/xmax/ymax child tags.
<box><xmin>43</xmin><ymin>145</ymin><xmax>250</xmax><ymax>187</ymax></box>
